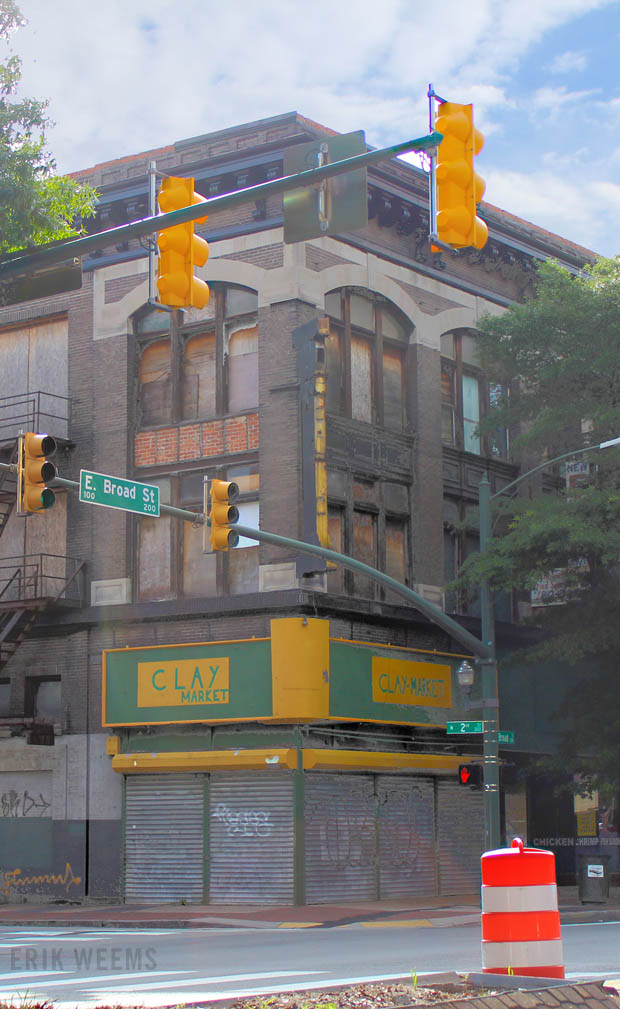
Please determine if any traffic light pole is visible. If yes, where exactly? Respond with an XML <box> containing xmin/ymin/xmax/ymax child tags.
<box><xmin>0</xmin><ymin>130</ymin><xmax>443</xmax><ymax>282</ymax></box>
<box><xmin>478</xmin><ymin>474</ymin><xmax>500</xmax><ymax>852</ymax></box>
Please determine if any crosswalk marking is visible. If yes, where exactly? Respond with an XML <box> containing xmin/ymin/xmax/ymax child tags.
<box><xmin>0</xmin><ymin>969</ymin><xmax>188</xmax><ymax>990</ymax></box>
<box><xmin>101</xmin><ymin>969</ymin><xmax>326</xmax><ymax>992</ymax></box>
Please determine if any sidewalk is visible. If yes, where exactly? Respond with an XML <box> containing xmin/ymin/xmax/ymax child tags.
<box><xmin>0</xmin><ymin>886</ymin><xmax>618</xmax><ymax>930</ymax></box>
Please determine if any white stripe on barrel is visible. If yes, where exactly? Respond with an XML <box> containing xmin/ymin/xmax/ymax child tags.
<box><xmin>482</xmin><ymin>939</ymin><xmax>564</xmax><ymax>970</ymax></box>
<box><xmin>482</xmin><ymin>882</ymin><xmax>559</xmax><ymax>913</ymax></box>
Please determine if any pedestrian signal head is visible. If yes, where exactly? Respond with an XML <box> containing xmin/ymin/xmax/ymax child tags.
<box><xmin>458</xmin><ymin>763</ymin><xmax>483</xmax><ymax>788</ymax></box>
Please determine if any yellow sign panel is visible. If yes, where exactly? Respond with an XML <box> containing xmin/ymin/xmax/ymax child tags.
<box><xmin>137</xmin><ymin>658</ymin><xmax>230</xmax><ymax>707</ymax></box>
<box><xmin>372</xmin><ymin>657</ymin><xmax>451</xmax><ymax>708</ymax></box>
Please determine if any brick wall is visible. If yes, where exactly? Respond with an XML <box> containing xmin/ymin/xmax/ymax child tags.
<box><xmin>257</xmin><ymin>300</ymin><xmax>318</xmax><ymax>566</ymax></box>
<box><xmin>134</xmin><ymin>412</ymin><xmax>259</xmax><ymax>467</ymax></box>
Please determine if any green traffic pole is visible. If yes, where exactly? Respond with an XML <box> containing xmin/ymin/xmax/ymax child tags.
<box><xmin>478</xmin><ymin>474</ymin><xmax>501</xmax><ymax>851</ymax></box>
<box><xmin>0</xmin><ymin>131</ymin><xmax>443</xmax><ymax>281</ymax></box>
<box><xmin>46</xmin><ymin>471</ymin><xmax>489</xmax><ymax>659</ymax></box>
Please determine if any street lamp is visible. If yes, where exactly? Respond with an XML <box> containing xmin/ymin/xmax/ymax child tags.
<box><xmin>477</xmin><ymin>434</ymin><xmax>620</xmax><ymax>852</ymax></box>
<box><xmin>457</xmin><ymin>660</ymin><xmax>475</xmax><ymax>699</ymax></box>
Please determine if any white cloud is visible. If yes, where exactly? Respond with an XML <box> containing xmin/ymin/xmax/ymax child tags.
<box><xmin>532</xmin><ymin>84</ymin><xmax>599</xmax><ymax>110</ymax></box>
<box><xmin>485</xmin><ymin>167</ymin><xmax>620</xmax><ymax>256</ymax></box>
<box><xmin>6</xmin><ymin>0</ymin><xmax>619</xmax><ymax>257</ymax></box>
<box><xmin>549</xmin><ymin>49</ymin><xmax>588</xmax><ymax>72</ymax></box>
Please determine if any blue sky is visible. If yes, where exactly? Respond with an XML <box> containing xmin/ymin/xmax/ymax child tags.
<box><xmin>8</xmin><ymin>0</ymin><xmax>620</xmax><ymax>256</ymax></box>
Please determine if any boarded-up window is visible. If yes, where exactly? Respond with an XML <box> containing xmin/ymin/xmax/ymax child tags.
<box><xmin>441</xmin><ymin>360</ymin><xmax>455</xmax><ymax>445</ymax></box>
<box><xmin>228</xmin><ymin>325</ymin><xmax>258</xmax><ymax>413</ymax></box>
<box><xmin>326</xmin><ymin>507</ymin><xmax>344</xmax><ymax>594</ymax></box>
<box><xmin>140</xmin><ymin>339</ymin><xmax>171</xmax><ymax>426</ymax></box>
<box><xmin>138</xmin><ymin>478</ymin><xmax>172</xmax><ymax>600</ymax></box>
<box><xmin>383</xmin><ymin>348</ymin><xmax>404</xmax><ymax>430</ymax></box>
<box><xmin>386</xmin><ymin>518</ymin><xmax>407</xmax><ymax>585</ymax></box>
<box><xmin>351</xmin><ymin>336</ymin><xmax>372</xmax><ymax>423</ymax></box>
<box><xmin>183</xmin><ymin>332</ymin><xmax>216</xmax><ymax>419</ymax></box>
<box><xmin>183</xmin><ymin>520</ymin><xmax>217</xmax><ymax>597</ymax></box>
<box><xmin>325</xmin><ymin>329</ymin><xmax>343</xmax><ymax>415</ymax></box>
<box><xmin>352</xmin><ymin>510</ymin><xmax>376</xmax><ymax>598</ymax></box>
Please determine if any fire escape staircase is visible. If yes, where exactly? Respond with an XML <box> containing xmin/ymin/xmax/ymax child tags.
<box><xmin>0</xmin><ymin>559</ymin><xmax>85</xmax><ymax>675</ymax></box>
<box><xmin>0</xmin><ymin>438</ymin><xmax>18</xmax><ymax>539</ymax></box>
<box><xmin>0</xmin><ymin>391</ymin><xmax>85</xmax><ymax>675</ymax></box>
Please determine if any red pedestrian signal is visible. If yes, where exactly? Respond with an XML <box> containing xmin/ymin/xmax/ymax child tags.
<box><xmin>459</xmin><ymin>763</ymin><xmax>483</xmax><ymax>787</ymax></box>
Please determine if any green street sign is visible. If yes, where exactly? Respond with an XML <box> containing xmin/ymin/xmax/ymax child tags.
<box><xmin>79</xmin><ymin>469</ymin><xmax>160</xmax><ymax>517</ymax></box>
<box><xmin>498</xmin><ymin>730</ymin><xmax>515</xmax><ymax>744</ymax></box>
<box><xmin>446</xmin><ymin>720</ymin><xmax>484</xmax><ymax>734</ymax></box>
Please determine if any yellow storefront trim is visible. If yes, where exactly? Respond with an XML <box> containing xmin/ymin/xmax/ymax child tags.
<box><xmin>302</xmin><ymin>749</ymin><xmax>470</xmax><ymax>772</ymax></box>
<box><xmin>112</xmin><ymin>748</ymin><xmax>297</xmax><ymax>774</ymax></box>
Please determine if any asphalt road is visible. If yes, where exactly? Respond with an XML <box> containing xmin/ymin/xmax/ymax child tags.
<box><xmin>0</xmin><ymin>920</ymin><xmax>618</xmax><ymax>1008</ymax></box>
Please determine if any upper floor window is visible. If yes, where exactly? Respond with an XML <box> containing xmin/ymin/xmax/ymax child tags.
<box><xmin>136</xmin><ymin>285</ymin><xmax>258</xmax><ymax>428</ymax></box>
<box><xmin>441</xmin><ymin>330</ymin><xmax>509</xmax><ymax>459</ymax></box>
<box><xmin>137</xmin><ymin>463</ymin><xmax>259</xmax><ymax>602</ymax></box>
<box><xmin>324</xmin><ymin>289</ymin><xmax>411</xmax><ymax>431</ymax></box>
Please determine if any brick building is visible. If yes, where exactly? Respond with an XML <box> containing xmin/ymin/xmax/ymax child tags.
<box><xmin>0</xmin><ymin>112</ymin><xmax>599</xmax><ymax>903</ymax></box>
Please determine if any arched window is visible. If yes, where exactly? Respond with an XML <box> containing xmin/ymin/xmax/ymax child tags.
<box><xmin>324</xmin><ymin>288</ymin><xmax>411</xmax><ymax>430</ymax></box>
<box><xmin>136</xmin><ymin>285</ymin><xmax>258</xmax><ymax>427</ymax></box>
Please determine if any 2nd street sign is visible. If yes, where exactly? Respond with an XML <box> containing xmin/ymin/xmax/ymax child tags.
<box><xmin>79</xmin><ymin>470</ymin><xmax>160</xmax><ymax>517</ymax></box>
<box><xmin>498</xmin><ymin>730</ymin><xmax>515</xmax><ymax>744</ymax></box>
<box><xmin>446</xmin><ymin>720</ymin><xmax>483</xmax><ymax>734</ymax></box>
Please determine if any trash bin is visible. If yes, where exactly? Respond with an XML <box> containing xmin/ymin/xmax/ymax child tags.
<box><xmin>577</xmin><ymin>852</ymin><xmax>611</xmax><ymax>903</ymax></box>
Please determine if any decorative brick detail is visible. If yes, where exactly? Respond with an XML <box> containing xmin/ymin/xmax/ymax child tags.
<box><xmin>221</xmin><ymin>244</ymin><xmax>284</xmax><ymax>270</ymax></box>
<box><xmin>179</xmin><ymin>423</ymin><xmax>200</xmax><ymax>460</ymax></box>
<box><xmin>248</xmin><ymin>412</ymin><xmax>259</xmax><ymax>449</ymax></box>
<box><xmin>155</xmin><ymin>427</ymin><xmax>179</xmax><ymax>464</ymax></box>
<box><xmin>305</xmin><ymin>244</ymin><xmax>355</xmax><ymax>272</ymax></box>
<box><xmin>135</xmin><ymin>413</ymin><xmax>259</xmax><ymax>467</ymax></box>
<box><xmin>135</xmin><ymin>431</ymin><xmax>156</xmax><ymax>467</ymax></box>
<box><xmin>201</xmin><ymin>420</ymin><xmax>224</xmax><ymax>456</ymax></box>
<box><xmin>224</xmin><ymin>415</ymin><xmax>248</xmax><ymax>454</ymax></box>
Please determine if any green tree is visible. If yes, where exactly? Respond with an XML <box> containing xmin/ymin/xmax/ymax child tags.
<box><xmin>460</xmin><ymin>256</ymin><xmax>620</xmax><ymax>796</ymax></box>
<box><xmin>0</xmin><ymin>0</ymin><xmax>96</xmax><ymax>254</ymax></box>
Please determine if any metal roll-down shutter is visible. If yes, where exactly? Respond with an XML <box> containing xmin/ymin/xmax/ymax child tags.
<box><xmin>124</xmin><ymin>774</ymin><xmax>204</xmax><ymax>903</ymax></box>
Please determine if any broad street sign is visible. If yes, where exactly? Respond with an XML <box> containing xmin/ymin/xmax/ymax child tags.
<box><xmin>79</xmin><ymin>469</ymin><xmax>160</xmax><ymax>517</ymax></box>
<box><xmin>446</xmin><ymin>720</ymin><xmax>484</xmax><ymax>734</ymax></box>
<box><xmin>498</xmin><ymin>730</ymin><xmax>515</xmax><ymax>744</ymax></box>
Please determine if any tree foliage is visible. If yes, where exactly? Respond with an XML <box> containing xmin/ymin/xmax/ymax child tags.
<box><xmin>0</xmin><ymin>0</ymin><xmax>96</xmax><ymax>254</ymax></box>
<box><xmin>460</xmin><ymin>257</ymin><xmax>620</xmax><ymax>795</ymax></box>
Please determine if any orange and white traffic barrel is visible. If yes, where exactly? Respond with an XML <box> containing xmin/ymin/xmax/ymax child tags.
<box><xmin>481</xmin><ymin>836</ymin><xmax>564</xmax><ymax>978</ymax></box>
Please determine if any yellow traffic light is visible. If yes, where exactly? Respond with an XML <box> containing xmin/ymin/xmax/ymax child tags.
<box><xmin>209</xmin><ymin>479</ymin><xmax>240</xmax><ymax>551</ymax></box>
<box><xmin>157</xmin><ymin>176</ymin><xmax>210</xmax><ymax>309</ymax></box>
<box><xmin>18</xmin><ymin>433</ymin><xmax>57</xmax><ymax>513</ymax></box>
<box><xmin>435</xmin><ymin>102</ymin><xmax>488</xmax><ymax>250</ymax></box>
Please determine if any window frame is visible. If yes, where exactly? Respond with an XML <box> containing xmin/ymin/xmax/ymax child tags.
<box><xmin>136</xmin><ymin>463</ymin><xmax>260</xmax><ymax>602</ymax></box>
<box><xmin>135</xmin><ymin>284</ymin><xmax>258</xmax><ymax>429</ymax></box>
<box><xmin>326</xmin><ymin>469</ymin><xmax>411</xmax><ymax>601</ymax></box>
<box><xmin>324</xmin><ymin>288</ymin><xmax>411</xmax><ymax>431</ymax></box>
<box><xmin>440</xmin><ymin>330</ymin><xmax>509</xmax><ymax>459</ymax></box>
